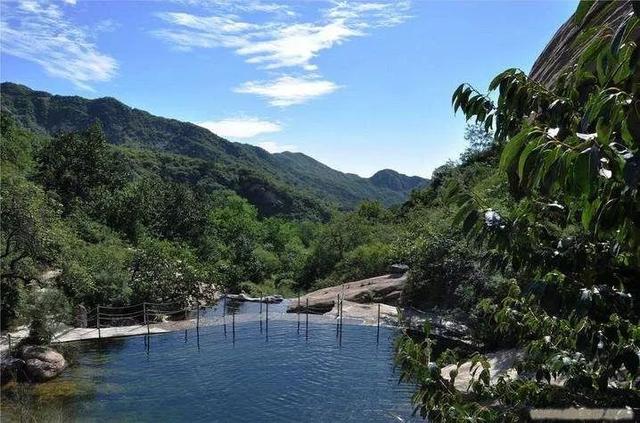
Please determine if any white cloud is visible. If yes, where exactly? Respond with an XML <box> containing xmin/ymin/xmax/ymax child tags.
<box><xmin>156</xmin><ymin>2</ymin><xmax>410</xmax><ymax>71</ymax></box>
<box><xmin>256</xmin><ymin>141</ymin><xmax>297</xmax><ymax>153</ymax></box>
<box><xmin>197</xmin><ymin>117</ymin><xmax>282</xmax><ymax>138</ymax></box>
<box><xmin>174</xmin><ymin>1</ymin><xmax>296</xmax><ymax>16</ymax></box>
<box><xmin>0</xmin><ymin>0</ymin><xmax>117</xmax><ymax>89</ymax></box>
<box><xmin>154</xmin><ymin>1</ymin><xmax>411</xmax><ymax>104</ymax></box>
<box><xmin>234</xmin><ymin>75</ymin><xmax>339</xmax><ymax>106</ymax></box>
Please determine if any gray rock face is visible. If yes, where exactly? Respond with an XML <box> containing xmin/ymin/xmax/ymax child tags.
<box><xmin>529</xmin><ymin>1</ymin><xmax>632</xmax><ymax>86</ymax></box>
<box><xmin>390</xmin><ymin>264</ymin><xmax>409</xmax><ymax>274</ymax></box>
<box><xmin>287</xmin><ymin>273</ymin><xmax>406</xmax><ymax>314</ymax></box>
<box><xmin>20</xmin><ymin>345</ymin><xmax>67</xmax><ymax>382</ymax></box>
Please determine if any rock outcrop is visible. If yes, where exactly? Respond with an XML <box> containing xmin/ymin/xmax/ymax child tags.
<box><xmin>529</xmin><ymin>1</ymin><xmax>632</xmax><ymax>86</ymax></box>
<box><xmin>287</xmin><ymin>273</ymin><xmax>406</xmax><ymax>314</ymax></box>
<box><xmin>225</xmin><ymin>293</ymin><xmax>283</xmax><ymax>303</ymax></box>
<box><xmin>20</xmin><ymin>345</ymin><xmax>67</xmax><ymax>382</ymax></box>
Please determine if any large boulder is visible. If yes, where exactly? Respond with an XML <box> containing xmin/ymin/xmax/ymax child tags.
<box><xmin>288</xmin><ymin>273</ymin><xmax>407</xmax><ymax>314</ymax></box>
<box><xmin>20</xmin><ymin>345</ymin><xmax>67</xmax><ymax>382</ymax></box>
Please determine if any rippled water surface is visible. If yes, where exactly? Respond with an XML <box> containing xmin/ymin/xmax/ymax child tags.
<box><xmin>11</xmin><ymin>304</ymin><xmax>420</xmax><ymax>422</ymax></box>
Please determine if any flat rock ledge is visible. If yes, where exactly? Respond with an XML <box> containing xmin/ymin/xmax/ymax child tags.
<box><xmin>440</xmin><ymin>348</ymin><xmax>564</xmax><ymax>392</ymax></box>
<box><xmin>287</xmin><ymin>273</ymin><xmax>407</xmax><ymax>315</ymax></box>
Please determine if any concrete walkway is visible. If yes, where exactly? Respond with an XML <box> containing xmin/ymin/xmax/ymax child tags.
<box><xmin>0</xmin><ymin>320</ymin><xmax>192</xmax><ymax>354</ymax></box>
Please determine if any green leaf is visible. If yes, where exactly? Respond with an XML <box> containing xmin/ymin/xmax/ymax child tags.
<box><xmin>462</xmin><ymin>209</ymin><xmax>479</xmax><ymax>233</ymax></box>
<box><xmin>517</xmin><ymin>140</ymin><xmax>538</xmax><ymax>181</ymax></box>
<box><xmin>581</xmin><ymin>198</ymin><xmax>601</xmax><ymax>230</ymax></box>
<box><xmin>452</xmin><ymin>84</ymin><xmax>464</xmax><ymax>106</ymax></box>
<box><xmin>610</xmin><ymin>16</ymin><xmax>630</xmax><ymax>57</ymax></box>
<box><xmin>499</xmin><ymin>129</ymin><xmax>529</xmax><ymax>171</ymax></box>
<box><xmin>574</xmin><ymin>0</ymin><xmax>593</xmax><ymax>26</ymax></box>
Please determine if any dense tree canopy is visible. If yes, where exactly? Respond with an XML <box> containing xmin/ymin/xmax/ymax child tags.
<box><xmin>397</xmin><ymin>2</ymin><xmax>640</xmax><ymax>420</ymax></box>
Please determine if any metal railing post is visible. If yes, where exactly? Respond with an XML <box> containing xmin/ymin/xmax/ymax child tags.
<box><xmin>144</xmin><ymin>302</ymin><xmax>150</xmax><ymax>338</ymax></box>
<box><xmin>339</xmin><ymin>297</ymin><xmax>343</xmax><ymax>345</ymax></box>
<box><xmin>195</xmin><ymin>301</ymin><xmax>200</xmax><ymax>330</ymax></box>
<box><xmin>297</xmin><ymin>293</ymin><xmax>301</xmax><ymax>334</ymax></box>
<box><xmin>336</xmin><ymin>294</ymin><xmax>340</xmax><ymax>338</ymax></box>
<box><xmin>305</xmin><ymin>298</ymin><xmax>309</xmax><ymax>340</ymax></box>
<box><xmin>377</xmin><ymin>303</ymin><xmax>381</xmax><ymax>343</ymax></box>
<box><xmin>97</xmin><ymin>305</ymin><xmax>101</xmax><ymax>339</ymax></box>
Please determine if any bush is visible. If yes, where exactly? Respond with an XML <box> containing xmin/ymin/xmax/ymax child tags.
<box><xmin>20</xmin><ymin>288</ymin><xmax>70</xmax><ymax>345</ymax></box>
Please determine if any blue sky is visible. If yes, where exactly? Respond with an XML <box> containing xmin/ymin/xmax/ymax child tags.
<box><xmin>1</xmin><ymin>0</ymin><xmax>577</xmax><ymax>178</ymax></box>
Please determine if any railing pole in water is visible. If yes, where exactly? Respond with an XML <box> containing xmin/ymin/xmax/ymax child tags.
<box><xmin>339</xmin><ymin>297</ymin><xmax>343</xmax><ymax>345</ymax></box>
<box><xmin>297</xmin><ymin>293</ymin><xmax>301</xmax><ymax>334</ymax></box>
<box><xmin>260</xmin><ymin>297</ymin><xmax>263</xmax><ymax>315</ymax></box>
<box><xmin>376</xmin><ymin>303</ymin><xmax>381</xmax><ymax>344</ymax></box>
<box><xmin>97</xmin><ymin>305</ymin><xmax>101</xmax><ymax>339</ymax></box>
<box><xmin>223</xmin><ymin>295</ymin><xmax>227</xmax><ymax>338</ymax></box>
<box><xmin>336</xmin><ymin>295</ymin><xmax>340</xmax><ymax>337</ymax></box>
<box><xmin>266</xmin><ymin>301</ymin><xmax>269</xmax><ymax>332</ymax></box>
<box><xmin>195</xmin><ymin>301</ymin><xmax>200</xmax><ymax>330</ymax></box>
<box><xmin>232</xmin><ymin>310</ymin><xmax>235</xmax><ymax>344</ymax></box>
<box><xmin>7</xmin><ymin>334</ymin><xmax>11</xmax><ymax>352</ymax></box>
<box><xmin>305</xmin><ymin>298</ymin><xmax>309</xmax><ymax>340</ymax></box>
<box><xmin>144</xmin><ymin>303</ymin><xmax>150</xmax><ymax>338</ymax></box>
<box><xmin>223</xmin><ymin>295</ymin><xmax>226</xmax><ymax>317</ymax></box>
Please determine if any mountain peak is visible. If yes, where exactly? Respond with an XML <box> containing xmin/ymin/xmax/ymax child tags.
<box><xmin>369</xmin><ymin>169</ymin><xmax>428</xmax><ymax>192</ymax></box>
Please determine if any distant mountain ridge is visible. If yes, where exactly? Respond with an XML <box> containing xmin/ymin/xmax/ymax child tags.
<box><xmin>369</xmin><ymin>169</ymin><xmax>427</xmax><ymax>193</ymax></box>
<box><xmin>0</xmin><ymin>82</ymin><xmax>428</xmax><ymax>217</ymax></box>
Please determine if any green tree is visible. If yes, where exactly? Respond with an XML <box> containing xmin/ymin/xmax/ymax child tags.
<box><xmin>0</xmin><ymin>176</ymin><xmax>64</xmax><ymax>327</ymax></box>
<box><xmin>399</xmin><ymin>2</ymin><xmax>640</xmax><ymax>420</ymax></box>
<box><xmin>130</xmin><ymin>237</ymin><xmax>207</xmax><ymax>305</ymax></box>
<box><xmin>37</xmin><ymin>122</ymin><xmax>126</xmax><ymax>214</ymax></box>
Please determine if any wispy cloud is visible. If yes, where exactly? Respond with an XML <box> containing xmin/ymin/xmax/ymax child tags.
<box><xmin>257</xmin><ymin>141</ymin><xmax>297</xmax><ymax>153</ymax></box>
<box><xmin>234</xmin><ymin>76</ymin><xmax>339</xmax><ymax>106</ymax></box>
<box><xmin>0</xmin><ymin>0</ymin><xmax>117</xmax><ymax>90</ymax></box>
<box><xmin>155</xmin><ymin>1</ymin><xmax>411</xmax><ymax>105</ymax></box>
<box><xmin>198</xmin><ymin>117</ymin><xmax>282</xmax><ymax>138</ymax></box>
<box><xmin>175</xmin><ymin>0</ymin><xmax>296</xmax><ymax>17</ymax></box>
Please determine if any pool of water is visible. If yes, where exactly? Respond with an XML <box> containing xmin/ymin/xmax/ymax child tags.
<box><xmin>3</xmin><ymin>312</ymin><xmax>420</xmax><ymax>422</ymax></box>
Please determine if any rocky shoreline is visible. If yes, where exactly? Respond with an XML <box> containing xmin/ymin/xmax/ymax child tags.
<box><xmin>1</xmin><ymin>345</ymin><xmax>67</xmax><ymax>383</ymax></box>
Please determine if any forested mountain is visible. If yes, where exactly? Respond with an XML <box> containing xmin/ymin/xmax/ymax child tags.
<box><xmin>0</xmin><ymin>82</ymin><xmax>427</xmax><ymax>217</ymax></box>
<box><xmin>369</xmin><ymin>169</ymin><xmax>427</xmax><ymax>193</ymax></box>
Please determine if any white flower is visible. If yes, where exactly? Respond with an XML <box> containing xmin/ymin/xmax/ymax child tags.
<box><xmin>484</xmin><ymin>210</ymin><xmax>502</xmax><ymax>227</ymax></box>
<box><xmin>599</xmin><ymin>168</ymin><xmax>612</xmax><ymax>179</ymax></box>
<box><xmin>547</xmin><ymin>127</ymin><xmax>560</xmax><ymax>138</ymax></box>
<box><xmin>577</xmin><ymin>133</ymin><xmax>597</xmax><ymax>141</ymax></box>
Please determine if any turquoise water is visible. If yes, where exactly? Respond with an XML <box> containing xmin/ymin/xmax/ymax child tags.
<box><xmin>20</xmin><ymin>306</ymin><xmax>420</xmax><ymax>422</ymax></box>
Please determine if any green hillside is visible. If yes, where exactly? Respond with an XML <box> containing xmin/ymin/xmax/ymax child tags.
<box><xmin>0</xmin><ymin>82</ymin><xmax>428</xmax><ymax>217</ymax></box>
